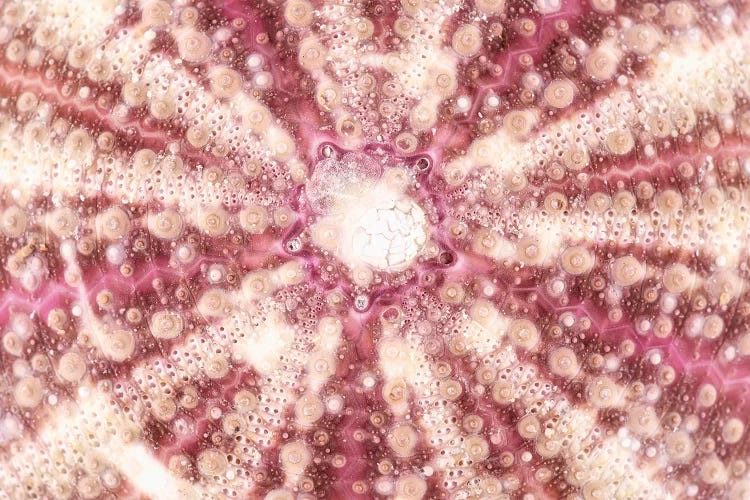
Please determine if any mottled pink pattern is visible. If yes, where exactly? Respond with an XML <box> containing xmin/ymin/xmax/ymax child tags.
<box><xmin>0</xmin><ymin>0</ymin><xmax>749</xmax><ymax>499</ymax></box>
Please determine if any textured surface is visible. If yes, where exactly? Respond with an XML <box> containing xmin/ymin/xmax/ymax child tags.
<box><xmin>0</xmin><ymin>0</ymin><xmax>749</xmax><ymax>499</ymax></box>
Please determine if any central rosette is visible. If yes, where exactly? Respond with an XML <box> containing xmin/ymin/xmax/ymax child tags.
<box><xmin>306</xmin><ymin>151</ymin><xmax>429</xmax><ymax>273</ymax></box>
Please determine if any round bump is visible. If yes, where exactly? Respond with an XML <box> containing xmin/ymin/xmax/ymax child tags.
<box><xmin>197</xmin><ymin>289</ymin><xmax>229</xmax><ymax>318</ymax></box>
<box><xmin>86</xmin><ymin>59</ymin><xmax>111</xmax><ymax>82</ymax></box>
<box><xmin>351</xmin><ymin>266</ymin><xmax>374</xmax><ymax>287</ymax></box>
<box><xmin>47</xmin><ymin>309</ymin><xmax>68</xmax><ymax>331</ymax></box>
<box><xmin>702</xmin><ymin>314</ymin><xmax>724</xmax><ymax>340</ymax></box>
<box><xmin>463</xmin><ymin>414</ymin><xmax>485</xmax><ymax>434</ymax></box>
<box><xmin>590</xmin><ymin>0</ymin><xmax>615</xmax><ymax>13</ymax></box>
<box><xmin>278</xmin><ymin>261</ymin><xmax>305</xmax><ymax>286</ymax></box>
<box><xmin>294</xmin><ymin>392</ymin><xmax>325</xmax><ymax>425</ymax></box>
<box><xmin>22</xmin><ymin>121</ymin><xmax>48</xmax><ymax>147</ymax></box>
<box><xmin>1</xmin><ymin>206</ymin><xmax>28</xmax><ymax>238</ymax></box>
<box><xmin>560</xmin><ymin>245</ymin><xmax>594</xmax><ymax>275</ymax></box>
<box><xmin>662</xmin><ymin>263</ymin><xmax>693</xmax><ymax>294</ymax></box>
<box><xmin>284</xmin><ymin>0</ymin><xmax>314</xmax><ymax>27</ymax></box>
<box><xmin>611</xmin><ymin>255</ymin><xmax>645</xmax><ymax>287</ymax></box>
<box><xmin>67</xmin><ymin>44</ymin><xmax>90</xmax><ymax>69</ymax></box>
<box><xmin>387</xmin><ymin>423</ymin><xmax>418</xmax><ymax>457</ymax></box>
<box><xmin>451</xmin><ymin>24</ymin><xmax>482</xmax><ymax>58</ymax></box>
<box><xmin>585</xmin><ymin>47</ymin><xmax>619</xmax><ymax>81</ymax></box>
<box><xmin>536</xmin><ymin>438</ymin><xmax>561</xmax><ymax>458</ymax></box>
<box><xmin>665</xmin><ymin>1</ymin><xmax>695</xmax><ymax>27</ymax></box>
<box><xmin>122</xmin><ymin>82</ymin><xmax>147</xmax><ymax>107</ymax></box>
<box><xmin>151</xmin><ymin>397</ymin><xmax>177</xmax><ymax>422</ymax></box>
<box><xmin>149</xmin><ymin>97</ymin><xmax>176</xmax><ymax>120</ymax></box>
<box><xmin>548</xmin><ymin>346</ymin><xmax>580</xmax><ymax>378</ymax></box>
<box><xmin>736</xmin><ymin>332</ymin><xmax>750</xmax><ymax>357</ymax></box>
<box><xmin>222</xmin><ymin>412</ymin><xmax>246</xmax><ymax>435</ymax></box>
<box><xmin>14</xmin><ymin>377</ymin><xmax>43</xmax><ymax>408</ymax></box>
<box><xmin>605</xmin><ymin>130</ymin><xmax>635</xmax><ymax>155</ymax></box>
<box><xmin>354</xmin><ymin>19</ymin><xmax>374</xmax><ymax>39</ymax></box>
<box><xmin>279</xmin><ymin>441</ymin><xmax>312</xmax><ymax>475</ymax></box>
<box><xmin>198</xmin><ymin>206</ymin><xmax>230</xmax><ymax>237</ymax></box>
<box><xmin>697</xmin><ymin>383</ymin><xmax>718</xmax><ymax>407</ymax></box>
<box><xmin>149</xmin><ymin>310</ymin><xmax>184</xmax><ymax>340</ymax></box>
<box><xmin>409</xmin><ymin>103</ymin><xmax>437</xmax><ymax>132</ymax></box>
<box><xmin>636</xmin><ymin>181</ymin><xmax>655</xmax><ymax>200</ymax></box>
<box><xmin>543</xmin><ymin>79</ymin><xmax>576</xmax><ymax>108</ymax></box>
<box><xmin>306</xmin><ymin>352</ymin><xmax>335</xmax><ymax>383</ymax></box>
<box><xmin>186</xmin><ymin>125</ymin><xmax>210</xmax><ymax>149</ymax></box>
<box><xmin>503</xmin><ymin>110</ymin><xmax>535</xmax><ymax>138</ymax></box>
<box><xmin>142</xmin><ymin>0</ymin><xmax>171</xmax><ymax>26</ymax></box>
<box><xmin>2</xmin><ymin>333</ymin><xmax>22</xmax><ymax>357</ymax></box>
<box><xmin>442</xmin><ymin>161</ymin><xmax>468</xmax><ymax>186</ymax></box>
<box><xmin>475</xmin><ymin>0</ymin><xmax>506</xmax><ymax>15</ymax></box>
<box><xmin>655</xmin><ymin>189</ymin><xmax>683</xmax><ymax>215</ymax></box>
<box><xmin>132</xmin><ymin>150</ymin><xmax>159</xmax><ymax>176</ymax></box>
<box><xmin>464</xmin><ymin>435</ymin><xmax>490</xmax><ymax>462</ymax></box>
<box><xmin>209</xmin><ymin>66</ymin><xmax>243</xmax><ymax>99</ymax></box>
<box><xmin>563</xmin><ymin>146</ymin><xmax>590</xmax><ymax>171</ymax></box>
<box><xmin>239</xmin><ymin>205</ymin><xmax>269</xmax><ymax>234</ymax></box>
<box><xmin>722</xmin><ymin>418</ymin><xmax>744</xmax><ymax>444</ymax></box>
<box><xmin>160</xmin><ymin>154</ymin><xmax>185</xmax><ymax>177</ymax></box>
<box><xmin>492</xmin><ymin>379</ymin><xmax>515</xmax><ymax>404</ymax></box>
<box><xmin>16</xmin><ymin>92</ymin><xmax>39</xmax><ymax>114</ymax></box>
<box><xmin>507</xmin><ymin>319</ymin><xmax>539</xmax><ymax>351</ymax></box>
<box><xmin>102</xmin><ymin>330</ymin><xmax>136</xmax><ymax>362</ymax></box>
<box><xmin>241</xmin><ymin>102</ymin><xmax>272</xmax><ymax>132</ymax></box>
<box><xmin>57</xmin><ymin>352</ymin><xmax>87</xmax><ymax>382</ymax></box>
<box><xmin>439</xmin><ymin>282</ymin><xmax>465</xmax><ymax>305</ymax></box>
<box><xmin>395</xmin><ymin>473</ymin><xmax>427</xmax><ymax>499</ymax></box>
<box><xmin>394</xmin><ymin>132</ymin><xmax>419</xmax><ymax>154</ymax></box>
<box><xmin>64</xmin><ymin>128</ymin><xmax>94</xmax><ymax>159</ymax></box>
<box><xmin>298</xmin><ymin>37</ymin><xmax>327</xmax><ymax>71</ymax></box>
<box><xmin>624</xmin><ymin>24</ymin><xmax>661</xmax><ymax>55</ymax></box>
<box><xmin>273</xmin><ymin>206</ymin><xmax>295</xmax><ymax>228</ymax></box>
<box><xmin>438</xmin><ymin>378</ymin><xmax>463</xmax><ymax>400</ymax></box>
<box><xmin>97</xmin><ymin>131</ymin><xmax>116</xmax><ymax>152</ymax></box>
<box><xmin>77</xmin><ymin>475</ymin><xmax>103</xmax><ymax>499</ymax></box>
<box><xmin>269</xmin><ymin>133</ymin><xmax>297</xmax><ymax>162</ymax></box>
<box><xmin>710</xmin><ymin>91</ymin><xmax>735</xmax><ymax>115</ymax></box>
<box><xmin>543</xmin><ymin>191</ymin><xmax>568</xmax><ymax>213</ymax></box>
<box><xmin>177</xmin><ymin>29</ymin><xmax>212</xmax><ymax>63</ymax></box>
<box><xmin>204</xmin><ymin>354</ymin><xmax>230</xmax><ymax>379</ymax></box>
<box><xmin>700</xmin><ymin>456</ymin><xmax>728</xmax><ymax>485</ymax></box>
<box><xmin>33</xmin><ymin>25</ymin><xmax>58</xmax><ymax>47</ymax></box>
<box><xmin>647</xmin><ymin>316</ymin><xmax>670</xmax><ymax>340</ymax></box>
<box><xmin>148</xmin><ymin>209</ymin><xmax>184</xmax><ymax>240</ymax></box>
<box><xmin>196</xmin><ymin>449</ymin><xmax>228</xmax><ymax>477</ymax></box>
<box><xmin>469</xmin><ymin>299</ymin><xmax>499</xmax><ymax>329</ymax></box>
<box><xmin>517</xmin><ymin>414</ymin><xmax>541</xmax><ymax>440</ymax></box>
<box><xmin>626</xmin><ymin>405</ymin><xmax>659</xmax><ymax>437</ymax></box>
<box><xmin>586</xmin><ymin>192</ymin><xmax>611</xmax><ymax>214</ymax></box>
<box><xmin>433</xmin><ymin>69</ymin><xmax>457</xmax><ymax>98</ymax></box>
<box><xmin>97</xmin><ymin>206</ymin><xmax>131</xmax><ymax>240</ymax></box>
<box><xmin>315</xmin><ymin>81</ymin><xmax>342</xmax><ymax>112</ymax></box>
<box><xmin>612</xmin><ymin>190</ymin><xmax>636</xmax><ymax>214</ymax></box>
<box><xmin>586</xmin><ymin>376</ymin><xmax>622</xmax><ymax>408</ymax></box>
<box><xmin>241</xmin><ymin>270</ymin><xmax>273</xmax><ymax>300</ymax></box>
<box><xmin>701</xmin><ymin>186</ymin><xmax>725</xmax><ymax>211</ymax></box>
<box><xmin>233</xmin><ymin>389</ymin><xmax>259</xmax><ymax>413</ymax></box>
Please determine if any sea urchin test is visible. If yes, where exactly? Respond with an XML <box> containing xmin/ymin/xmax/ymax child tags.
<box><xmin>307</xmin><ymin>152</ymin><xmax>428</xmax><ymax>272</ymax></box>
<box><xmin>1</xmin><ymin>0</ymin><xmax>750</xmax><ymax>499</ymax></box>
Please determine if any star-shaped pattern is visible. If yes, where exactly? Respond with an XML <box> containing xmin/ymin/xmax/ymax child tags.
<box><xmin>0</xmin><ymin>0</ymin><xmax>749</xmax><ymax>499</ymax></box>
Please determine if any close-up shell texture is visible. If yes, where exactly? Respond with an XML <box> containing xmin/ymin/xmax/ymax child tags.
<box><xmin>0</xmin><ymin>0</ymin><xmax>749</xmax><ymax>498</ymax></box>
